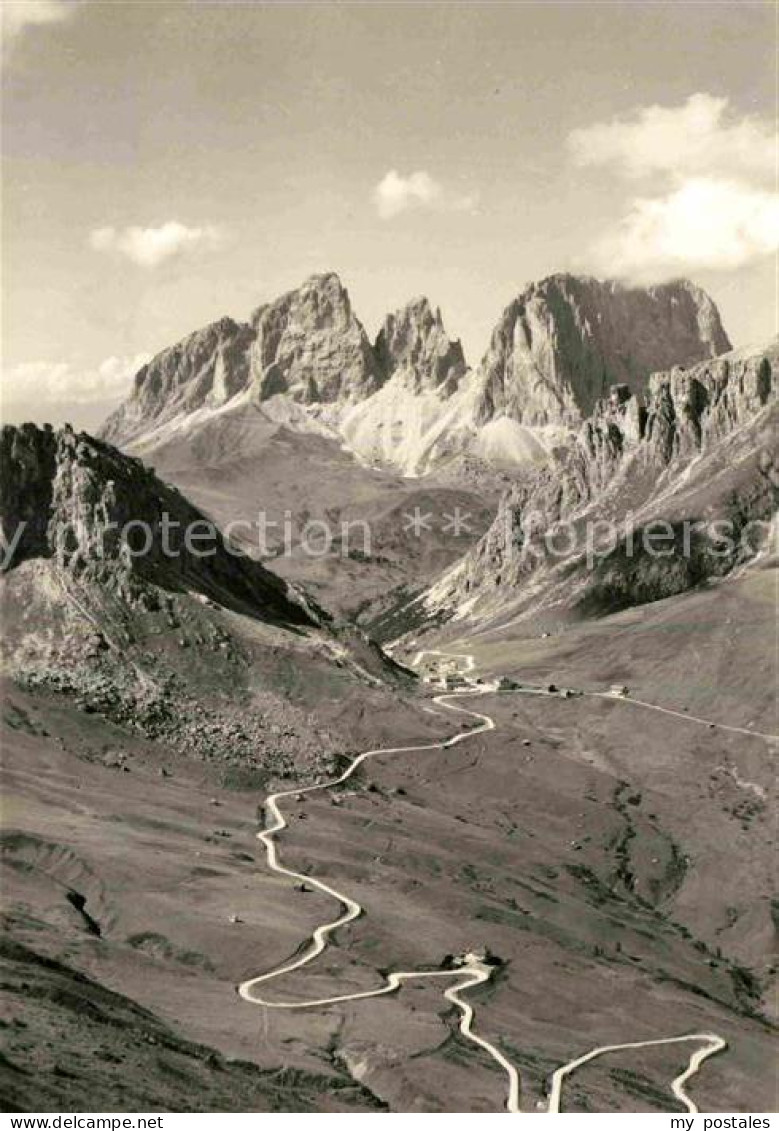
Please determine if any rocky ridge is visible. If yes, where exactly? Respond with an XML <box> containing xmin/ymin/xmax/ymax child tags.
<box><xmin>473</xmin><ymin>275</ymin><xmax>731</xmax><ymax>428</ymax></box>
<box><xmin>374</xmin><ymin>296</ymin><xmax>467</xmax><ymax>393</ymax></box>
<box><xmin>101</xmin><ymin>272</ymin><xmax>731</xmax><ymax>476</ymax></box>
<box><xmin>102</xmin><ymin>274</ymin><xmax>386</xmax><ymax>445</ymax></box>
<box><xmin>410</xmin><ymin>341</ymin><xmax>777</xmax><ymax>631</ymax></box>
<box><xmin>1</xmin><ymin>423</ymin><xmax>316</xmax><ymax>626</ymax></box>
<box><xmin>0</xmin><ymin>423</ymin><xmax>416</xmax><ymax>781</ymax></box>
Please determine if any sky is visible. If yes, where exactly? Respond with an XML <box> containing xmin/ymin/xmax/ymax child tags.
<box><xmin>2</xmin><ymin>0</ymin><xmax>776</xmax><ymax>429</ymax></box>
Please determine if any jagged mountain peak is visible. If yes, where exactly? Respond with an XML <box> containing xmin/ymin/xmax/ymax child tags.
<box><xmin>374</xmin><ymin>294</ymin><xmax>467</xmax><ymax>394</ymax></box>
<box><xmin>249</xmin><ymin>271</ymin><xmax>381</xmax><ymax>405</ymax></box>
<box><xmin>413</xmin><ymin>340</ymin><xmax>777</xmax><ymax>634</ymax></box>
<box><xmin>100</xmin><ymin>270</ymin><xmax>733</xmax><ymax>479</ymax></box>
<box><xmin>474</xmin><ymin>273</ymin><xmax>731</xmax><ymax>429</ymax></box>
<box><xmin>102</xmin><ymin>272</ymin><xmax>384</xmax><ymax>447</ymax></box>
<box><xmin>393</xmin><ymin>294</ymin><xmax>439</xmax><ymax>318</ymax></box>
<box><xmin>249</xmin><ymin>270</ymin><xmax>354</xmax><ymax>328</ymax></box>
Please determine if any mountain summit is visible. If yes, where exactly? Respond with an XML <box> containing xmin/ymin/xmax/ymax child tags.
<box><xmin>101</xmin><ymin>271</ymin><xmax>731</xmax><ymax>478</ymax></box>
<box><xmin>249</xmin><ymin>272</ymin><xmax>382</xmax><ymax>405</ymax></box>
<box><xmin>473</xmin><ymin>274</ymin><xmax>731</xmax><ymax>428</ymax></box>
<box><xmin>407</xmin><ymin>339</ymin><xmax>777</xmax><ymax>637</ymax></box>
<box><xmin>102</xmin><ymin>273</ymin><xmax>381</xmax><ymax>445</ymax></box>
<box><xmin>374</xmin><ymin>296</ymin><xmax>467</xmax><ymax>394</ymax></box>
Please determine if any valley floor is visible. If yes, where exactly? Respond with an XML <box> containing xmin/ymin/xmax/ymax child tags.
<box><xmin>1</xmin><ymin>571</ymin><xmax>776</xmax><ymax>1113</ymax></box>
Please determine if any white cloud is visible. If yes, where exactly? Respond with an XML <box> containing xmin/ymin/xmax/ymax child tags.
<box><xmin>590</xmin><ymin>178</ymin><xmax>779</xmax><ymax>277</ymax></box>
<box><xmin>568</xmin><ymin>93</ymin><xmax>774</xmax><ymax>182</ymax></box>
<box><xmin>88</xmin><ymin>222</ymin><xmax>224</xmax><ymax>268</ymax></box>
<box><xmin>375</xmin><ymin>170</ymin><xmax>441</xmax><ymax>219</ymax></box>
<box><xmin>374</xmin><ymin>170</ymin><xmax>478</xmax><ymax>220</ymax></box>
<box><xmin>570</xmin><ymin>94</ymin><xmax>777</xmax><ymax>278</ymax></box>
<box><xmin>1</xmin><ymin>0</ymin><xmax>79</xmax><ymax>50</ymax></box>
<box><xmin>2</xmin><ymin>353</ymin><xmax>151</xmax><ymax>410</ymax></box>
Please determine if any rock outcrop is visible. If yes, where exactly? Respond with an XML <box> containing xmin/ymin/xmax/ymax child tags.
<box><xmin>473</xmin><ymin>275</ymin><xmax>731</xmax><ymax>427</ymax></box>
<box><xmin>0</xmin><ymin>424</ymin><xmax>59</xmax><ymax>566</ymax></box>
<box><xmin>420</xmin><ymin>341</ymin><xmax>777</xmax><ymax>624</ymax></box>
<box><xmin>642</xmin><ymin>346</ymin><xmax>774</xmax><ymax>464</ymax></box>
<box><xmin>1</xmin><ymin>423</ymin><xmax>317</xmax><ymax>627</ymax></box>
<box><xmin>102</xmin><ymin>317</ymin><xmax>255</xmax><ymax>445</ymax></box>
<box><xmin>250</xmin><ymin>272</ymin><xmax>382</xmax><ymax>404</ymax></box>
<box><xmin>374</xmin><ymin>296</ymin><xmax>466</xmax><ymax>393</ymax></box>
<box><xmin>337</xmin><ymin>296</ymin><xmax>473</xmax><ymax>473</ymax></box>
<box><xmin>102</xmin><ymin>273</ymin><xmax>383</xmax><ymax>445</ymax></box>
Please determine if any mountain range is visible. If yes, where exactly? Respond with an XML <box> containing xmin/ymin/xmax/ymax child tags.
<box><xmin>94</xmin><ymin>270</ymin><xmax>750</xmax><ymax>621</ymax></box>
<box><xmin>407</xmin><ymin>340</ymin><xmax>777</xmax><ymax>641</ymax></box>
<box><xmin>9</xmin><ymin>270</ymin><xmax>773</xmax><ymax>636</ymax></box>
<box><xmin>2</xmin><ymin>269</ymin><xmax>777</xmax><ymax>1115</ymax></box>
<box><xmin>103</xmin><ymin>270</ymin><xmax>730</xmax><ymax>475</ymax></box>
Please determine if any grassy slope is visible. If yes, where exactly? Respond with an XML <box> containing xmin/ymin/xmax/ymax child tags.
<box><xmin>447</xmin><ymin>568</ymin><xmax>777</xmax><ymax>733</ymax></box>
<box><xmin>0</xmin><ymin>938</ymin><xmax>383</xmax><ymax>1113</ymax></box>
<box><xmin>2</xmin><ymin>609</ymin><xmax>775</xmax><ymax>1112</ymax></box>
<box><xmin>133</xmin><ymin>405</ymin><xmax>496</xmax><ymax>618</ymax></box>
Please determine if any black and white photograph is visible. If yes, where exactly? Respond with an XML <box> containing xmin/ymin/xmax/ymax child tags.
<box><xmin>1</xmin><ymin>0</ymin><xmax>777</xmax><ymax>1119</ymax></box>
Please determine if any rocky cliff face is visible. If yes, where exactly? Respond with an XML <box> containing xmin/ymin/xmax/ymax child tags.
<box><xmin>1</xmin><ymin>424</ymin><xmax>59</xmax><ymax>567</ymax></box>
<box><xmin>102</xmin><ymin>317</ymin><xmax>256</xmax><ymax>445</ymax></box>
<box><xmin>421</xmin><ymin>341</ymin><xmax>777</xmax><ymax>624</ymax></box>
<box><xmin>250</xmin><ymin>272</ymin><xmax>382</xmax><ymax>404</ymax></box>
<box><xmin>374</xmin><ymin>296</ymin><xmax>466</xmax><ymax>393</ymax></box>
<box><xmin>642</xmin><ymin>346</ymin><xmax>773</xmax><ymax>465</ymax></box>
<box><xmin>102</xmin><ymin>273</ymin><xmax>383</xmax><ymax>445</ymax></box>
<box><xmin>1</xmin><ymin>423</ymin><xmax>317</xmax><ymax>626</ymax></box>
<box><xmin>101</xmin><ymin>271</ymin><xmax>732</xmax><ymax>480</ymax></box>
<box><xmin>473</xmin><ymin>275</ymin><xmax>731</xmax><ymax>428</ymax></box>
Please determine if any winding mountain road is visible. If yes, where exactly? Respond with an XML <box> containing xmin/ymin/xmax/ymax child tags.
<box><xmin>594</xmin><ymin>691</ymin><xmax>778</xmax><ymax>742</ymax></box>
<box><xmin>548</xmin><ymin>1033</ymin><xmax>727</xmax><ymax>1115</ymax></box>
<box><xmin>238</xmin><ymin>650</ymin><xmax>727</xmax><ymax>1113</ymax></box>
